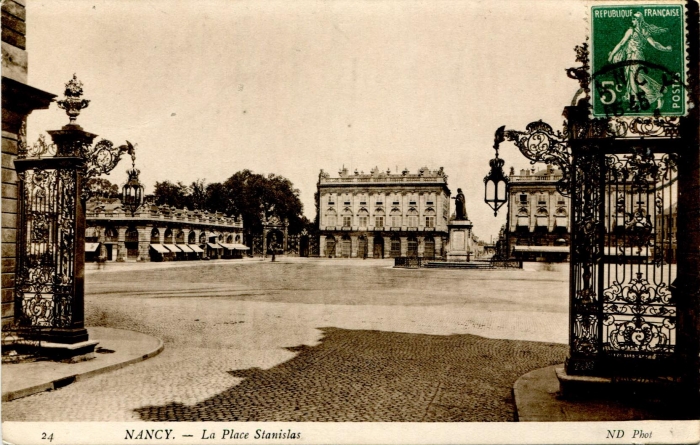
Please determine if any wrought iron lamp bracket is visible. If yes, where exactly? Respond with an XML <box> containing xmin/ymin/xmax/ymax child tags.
<box><xmin>502</xmin><ymin>121</ymin><xmax>573</xmax><ymax>196</ymax></box>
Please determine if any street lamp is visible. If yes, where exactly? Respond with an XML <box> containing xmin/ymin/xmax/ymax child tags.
<box><xmin>121</xmin><ymin>148</ymin><xmax>144</xmax><ymax>216</ymax></box>
<box><xmin>483</xmin><ymin>125</ymin><xmax>509</xmax><ymax>216</ymax></box>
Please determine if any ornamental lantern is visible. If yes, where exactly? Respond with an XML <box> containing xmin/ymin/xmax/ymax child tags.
<box><xmin>121</xmin><ymin>147</ymin><xmax>144</xmax><ymax>216</ymax></box>
<box><xmin>483</xmin><ymin>125</ymin><xmax>509</xmax><ymax>216</ymax></box>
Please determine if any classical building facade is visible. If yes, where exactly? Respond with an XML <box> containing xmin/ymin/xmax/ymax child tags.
<box><xmin>505</xmin><ymin>165</ymin><xmax>570</xmax><ymax>261</ymax></box>
<box><xmin>317</xmin><ymin>166</ymin><xmax>450</xmax><ymax>258</ymax></box>
<box><xmin>86</xmin><ymin>199</ymin><xmax>246</xmax><ymax>262</ymax></box>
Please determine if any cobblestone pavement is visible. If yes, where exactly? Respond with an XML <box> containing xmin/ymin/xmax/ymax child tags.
<box><xmin>2</xmin><ymin>259</ymin><xmax>568</xmax><ymax>422</ymax></box>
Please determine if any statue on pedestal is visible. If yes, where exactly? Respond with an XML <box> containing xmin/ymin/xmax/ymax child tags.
<box><xmin>453</xmin><ymin>188</ymin><xmax>467</xmax><ymax>220</ymax></box>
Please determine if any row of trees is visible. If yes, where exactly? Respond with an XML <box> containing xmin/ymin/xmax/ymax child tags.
<box><xmin>149</xmin><ymin>170</ymin><xmax>309</xmax><ymax>234</ymax></box>
<box><xmin>90</xmin><ymin>170</ymin><xmax>310</xmax><ymax>235</ymax></box>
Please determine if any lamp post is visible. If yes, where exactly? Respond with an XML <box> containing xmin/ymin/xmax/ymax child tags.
<box><xmin>483</xmin><ymin>125</ymin><xmax>509</xmax><ymax>217</ymax></box>
<box><xmin>14</xmin><ymin>75</ymin><xmax>133</xmax><ymax>354</ymax></box>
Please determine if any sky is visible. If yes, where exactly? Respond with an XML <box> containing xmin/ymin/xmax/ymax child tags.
<box><xmin>25</xmin><ymin>0</ymin><xmax>587</xmax><ymax>242</ymax></box>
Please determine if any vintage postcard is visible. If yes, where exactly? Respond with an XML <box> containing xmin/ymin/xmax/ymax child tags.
<box><xmin>2</xmin><ymin>0</ymin><xmax>699</xmax><ymax>444</ymax></box>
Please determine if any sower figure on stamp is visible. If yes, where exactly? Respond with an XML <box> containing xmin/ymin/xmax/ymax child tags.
<box><xmin>608</xmin><ymin>11</ymin><xmax>672</xmax><ymax>109</ymax></box>
<box><xmin>453</xmin><ymin>188</ymin><xmax>467</xmax><ymax>220</ymax></box>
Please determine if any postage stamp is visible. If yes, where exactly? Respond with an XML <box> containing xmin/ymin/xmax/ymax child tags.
<box><xmin>591</xmin><ymin>2</ymin><xmax>687</xmax><ymax>117</ymax></box>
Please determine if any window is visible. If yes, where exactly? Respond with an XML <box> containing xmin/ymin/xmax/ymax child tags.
<box><xmin>519</xmin><ymin>194</ymin><xmax>528</xmax><ymax>204</ymax></box>
<box><xmin>376</xmin><ymin>201</ymin><xmax>383</xmax><ymax>206</ymax></box>
<box><xmin>409</xmin><ymin>196</ymin><xmax>417</xmax><ymax>205</ymax></box>
<box><xmin>375</xmin><ymin>216</ymin><xmax>384</xmax><ymax>228</ymax></box>
<box><xmin>425</xmin><ymin>216</ymin><xmax>435</xmax><ymax>228</ymax></box>
<box><xmin>557</xmin><ymin>197</ymin><xmax>565</xmax><ymax>205</ymax></box>
<box><xmin>343</xmin><ymin>216</ymin><xmax>352</xmax><ymax>227</ymax></box>
<box><xmin>408</xmin><ymin>216</ymin><xmax>418</xmax><ymax>227</ymax></box>
<box><xmin>360</xmin><ymin>195</ymin><xmax>367</xmax><ymax>205</ymax></box>
<box><xmin>538</xmin><ymin>194</ymin><xmax>547</xmax><ymax>205</ymax></box>
<box><xmin>327</xmin><ymin>216</ymin><xmax>337</xmax><ymax>227</ymax></box>
<box><xmin>359</xmin><ymin>216</ymin><xmax>368</xmax><ymax>227</ymax></box>
<box><xmin>344</xmin><ymin>200</ymin><xmax>351</xmax><ymax>205</ymax></box>
<box><xmin>426</xmin><ymin>200</ymin><xmax>434</xmax><ymax>205</ymax></box>
<box><xmin>391</xmin><ymin>216</ymin><xmax>402</xmax><ymax>228</ymax></box>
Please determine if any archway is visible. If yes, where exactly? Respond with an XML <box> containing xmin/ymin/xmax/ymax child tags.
<box><xmin>358</xmin><ymin>235</ymin><xmax>368</xmax><ymax>259</ymax></box>
<box><xmin>424</xmin><ymin>237</ymin><xmax>435</xmax><ymax>259</ymax></box>
<box><xmin>325</xmin><ymin>235</ymin><xmax>336</xmax><ymax>258</ymax></box>
<box><xmin>407</xmin><ymin>236</ymin><xmax>418</xmax><ymax>257</ymax></box>
<box><xmin>125</xmin><ymin>226</ymin><xmax>139</xmax><ymax>260</ymax></box>
<box><xmin>373</xmin><ymin>235</ymin><xmax>384</xmax><ymax>259</ymax></box>
<box><xmin>341</xmin><ymin>235</ymin><xmax>351</xmax><ymax>258</ymax></box>
<box><xmin>390</xmin><ymin>236</ymin><xmax>401</xmax><ymax>258</ymax></box>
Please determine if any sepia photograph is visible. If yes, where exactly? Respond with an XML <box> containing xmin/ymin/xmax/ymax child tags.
<box><xmin>1</xmin><ymin>0</ymin><xmax>699</xmax><ymax>443</ymax></box>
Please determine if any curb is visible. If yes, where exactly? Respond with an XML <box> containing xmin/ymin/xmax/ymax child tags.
<box><xmin>2</xmin><ymin>338</ymin><xmax>164</xmax><ymax>402</ymax></box>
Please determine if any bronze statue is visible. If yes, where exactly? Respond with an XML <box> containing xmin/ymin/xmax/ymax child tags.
<box><xmin>454</xmin><ymin>188</ymin><xmax>467</xmax><ymax>220</ymax></box>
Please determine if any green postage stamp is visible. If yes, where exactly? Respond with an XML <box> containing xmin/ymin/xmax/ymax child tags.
<box><xmin>591</xmin><ymin>2</ymin><xmax>686</xmax><ymax>117</ymax></box>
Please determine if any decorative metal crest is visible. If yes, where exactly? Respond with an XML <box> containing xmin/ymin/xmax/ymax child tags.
<box><xmin>504</xmin><ymin>121</ymin><xmax>573</xmax><ymax>196</ymax></box>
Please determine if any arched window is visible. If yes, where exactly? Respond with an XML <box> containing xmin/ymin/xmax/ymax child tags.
<box><xmin>164</xmin><ymin>228</ymin><xmax>173</xmax><ymax>244</ymax></box>
<box><xmin>235</xmin><ymin>235</ymin><xmax>241</xmax><ymax>242</ymax></box>
<box><xmin>407</xmin><ymin>208</ymin><xmax>419</xmax><ymax>228</ymax></box>
<box><xmin>104</xmin><ymin>227</ymin><xmax>118</xmax><ymax>243</ymax></box>
<box><xmin>341</xmin><ymin>208</ymin><xmax>353</xmax><ymax>228</ymax></box>
<box><xmin>125</xmin><ymin>227</ymin><xmax>139</xmax><ymax>243</ymax></box>
<box><xmin>358</xmin><ymin>208</ymin><xmax>369</xmax><ymax>228</ymax></box>
<box><xmin>226</xmin><ymin>235</ymin><xmax>233</xmax><ymax>243</ymax></box>
<box><xmin>358</xmin><ymin>235</ymin><xmax>368</xmax><ymax>258</ymax></box>
<box><xmin>407</xmin><ymin>236</ymin><xmax>418</xmax><ymax>256</ymax></box>
<box><xmin>341</xmin><ymin>235</ymin><xmax>352</xmax><ymax>257</ymax></box>
<box><xmin>151</xmin><ymin>228</ymin><xmax>160</xmax><ymax>244</ymax></box>
<box><xmin>188</xmin><ymin>231</ymin><xmax>196</xmax><ymax>244</ymax></box>
<box><xmin>325</xmin><ymin>208</ymin><xmax>337</xmax><ymax>227</ymax></box>
<box><xmin>390</xmin><ymin>208</ymin><xmax>402</xmax><ymax>228</ymax></box>
<box><xmin>373</xmin><ymin>235</ymin><xmax>384</xmax><ymax>259</ymax></box>
<box><xmin>325</xmin><ymin>235</ymin><xmax>336</xmax><ymax>258</ymax></box>
<box><xmin>175</xmin><ymin>229</ymin><xmax>185</xmax><ymax>244</ymax></box>
<box><xmin>199</xmin><ymin>232</ymin><xmax>207</xmax><ymax>244</ymax></box>
<box><xmin>424</xmin><ymin>237</ymin><xmax>435</xmax><ymax>259</ymax></box>
<box><xmin>424</xmin><ymin>208</ymin><xmax>436</xmax><ymax>228</ymax></box>
<box><xmin>390</xmin><ymin>236</ymin><xmax>401</xmax><ymax>258</ymax></box>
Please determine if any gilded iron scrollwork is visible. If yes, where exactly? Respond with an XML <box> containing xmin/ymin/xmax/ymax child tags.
<box><xmin>504</xmin><ymin>121</ymin><xmax>573</xmax><ymax>196</ymax></box>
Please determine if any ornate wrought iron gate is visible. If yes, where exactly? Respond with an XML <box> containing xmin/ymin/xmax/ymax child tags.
<box><xmin>568</xmin><ymin>139</ymin><xmax>679</xmax><ymax>376</ymax></box>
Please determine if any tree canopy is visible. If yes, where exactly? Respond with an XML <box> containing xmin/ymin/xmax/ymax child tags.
<box><xmin>151</xmin><ymin>171</ymin><xmax>306</xmax><ymax>234</ymax></box>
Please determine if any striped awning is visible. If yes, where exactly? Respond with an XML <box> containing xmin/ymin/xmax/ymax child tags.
<box><xmin>189</xmin><ymin>245</ymin><xmax>204</xmax><ymax>253</ymax></box>
<box><xmin>163</xmin><ymin>244</ymin><xmax>181</xmax><ymax>253</ymax></box>
<box><xmin>150</xmin><ymin>244</ymin><xmax>169</xmax><ymax>254</ymax></box>
<box><xmin>513</xmin><ymin>246</ymin><xmax>569</xmax><ymax>253</ymax></box>
<box><xmin>206</xmin><ymin>243</ymin><xmax>222</xmax><ymax>249</ymax></box>
<box><xmin>177</xmin><ymin>244</ymin><xmax>194</xmax><ymax>253</ymax></box>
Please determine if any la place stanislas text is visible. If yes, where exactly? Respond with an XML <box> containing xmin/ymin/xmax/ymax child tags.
<box><xmin>125</xmin><ymin>428</ymin><xmax>302</xmax><ymax>441</ymax></box>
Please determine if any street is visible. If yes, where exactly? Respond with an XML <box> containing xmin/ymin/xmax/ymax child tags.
<box><xmin>2</xmin><ymin>258</ymin><xmax>568</xmax><ymax>421</ymax></box>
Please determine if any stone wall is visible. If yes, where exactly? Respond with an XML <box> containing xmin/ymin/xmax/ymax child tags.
<box><xmin>1</xmin><ymin>0</ymin><xmax>55</xmax><ymax>325</ymax></box>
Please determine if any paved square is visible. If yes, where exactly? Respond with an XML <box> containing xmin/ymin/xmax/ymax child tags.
<box><xmin>2</xmin><ymin>258</ymin><xmax>569</xmax><ymax>421</ymax></box>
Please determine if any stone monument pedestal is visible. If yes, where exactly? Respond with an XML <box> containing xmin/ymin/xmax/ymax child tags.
<box><xmin>446</xmin><ymin>219</ymin><xmax>473</xmax><ymax>262</ymax></box>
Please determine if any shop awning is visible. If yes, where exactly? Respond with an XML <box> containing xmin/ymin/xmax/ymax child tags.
<box><xmin>513</xmin><ymin>246</ymin><xmax>569</xmax><ymax>253</ymax></box>
<box><xmin>150</xmin><ymin>244</ymin><xmax>169</xmax><ymax>254</ymax></box>
<box><xmin>516</xmin><ymin>216</ymin><xmax>529</xmax><ymax>226</ymax></box>
<box><xmin>163</xmin><ymin>244</ymin><xmax>181</xmax><ymax>253</ymax></box>
<box><xmin>218</xmin><ymin>243</ymin><xmax>235</xmax><ymax>250</ymax></box>
<box><xmin>189</xmin><ymin>245</ymin><xmax>204</xmax><ymax>253</ymax></box>
<box><xmin>207</xmin><ymin>243</ymin><xmax>222</xmax><ymax>249</ymax></box>
<box><xmin>231</xmin><ymin>243</ymin><xmax>250</xmax><ymax>250</ymax></box>
<box><xmin>85</xmin><ymin>242</ymin><xmax>100</xmax><ymax>252</ymax></box>
<box><xmin>177</xmin><ymin>244</ymin><xmax>194</xmax><ymax>253</ymax></box>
